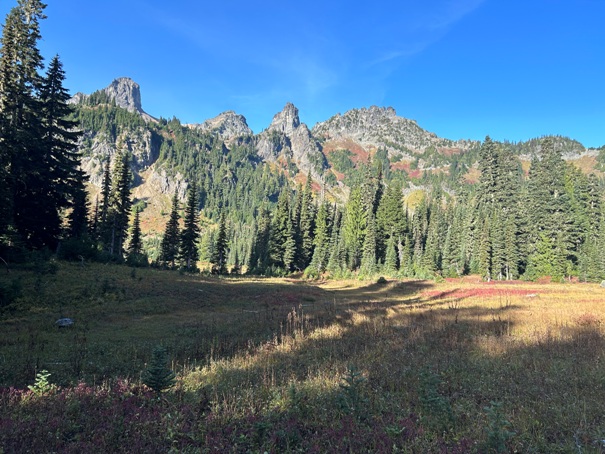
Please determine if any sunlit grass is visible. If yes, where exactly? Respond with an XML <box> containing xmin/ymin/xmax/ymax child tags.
<box><xmin>2</xmin><ymin>263</ymin><xmax>605</xmax><ymax>451</ymax></box>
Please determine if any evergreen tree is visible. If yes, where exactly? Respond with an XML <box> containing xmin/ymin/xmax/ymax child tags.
<box><xmin>99</xmin><ymin>157</ymin><xmax>111</xmax><ymax>226</ymax></box>
<box><xmin>268</xmin><ymin>190</ymin><xmax>294</xmax><ymax>271</ymax></box>
<box><xmin>0</xmin><ymin>1</ymin><xmax>47</xmax><ymax>246</ymax></box>
<box><xmin>326</xmin><ymin>208</ymin><xmax>346</xmax><ymax>276</ymax></box>
<box><xmin>307</xmin><ymin>201</ymin><xmax>332</xmax><ymax>276</ymax></box>
<box><xmin>249</xmin><ymin>207</ymin><xmax>271</xmax><ymax>273</ymax></box>
<box><xmin>106</xmin><ymin>152</ymin><xmax>132</xmax><ymax>257</ymax></box>
<box><xmin>524</xmin><ymin>138</ymin><xmax>574</xmax><ymax>278</ymax></box>
<box><xmin>342</xmin><ymin>187</ymin><xmax>366</xmax><ymax>270</ymax></box>
<box><xmin>37</xmin><ymin>55</ymin><xmax>84</xmax><ymax>246</ymax></box>
<box><xmin>160</xmin><ymin>192</ymin><xmax>180</xmax><ymax>267</ymax></box>
<box><xmin>127</xmin><ymin>208</ymin><xmax>142</xmax><ymax>256</ymax></box>
<box><xmin>66</xmin><ymin>177</ymin><xmax>89</xmax><ymax>238</ymax></box>
<box><xmin>180</xmin><ymin>182</ymin><xmax>200</xmax><ymax>270</ymax></box>
<box><xmin>383</xmin><ymin>234</ymin><xmax>398</xmax><ymax>276</ymax></box>
<box><xmin>359</xmin><ymin>212</ymin><xmax>378</xmax><ymax>277</ymax></box>
<box><xmin>211</xmin><ymin>211</ymin><xmax>229</xmax><ymax>274</ymax></box>
<box><xmin>297</xmin><ymin>174</ymin><xmax>315</xmax><ymax>270</ymax></box>
<box><xmin>376</xmin><ymin>181</ymin><xmax>406</xmax><ymax>262</ymax></box>
<box><xmin>142</xmin><ymin>346</ymin><xmax>176</xmax><ymax>394</ymax></box>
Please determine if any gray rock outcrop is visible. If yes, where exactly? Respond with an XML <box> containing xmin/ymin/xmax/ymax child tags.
<box><xmin>256</xmin><ymin>103</ymin><xmax>326</xmax><ymax>180</ymax></box>
<box><xmin>192</xmin><ymin>110</ymin><xmax>253</xmax><ymax>140</ymax></box>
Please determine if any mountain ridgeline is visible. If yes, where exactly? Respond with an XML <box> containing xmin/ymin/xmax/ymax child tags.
<box><xmin>61</xmin><ymin>77</ymin><xmax>605</xmax><ymax>281</ymax></box>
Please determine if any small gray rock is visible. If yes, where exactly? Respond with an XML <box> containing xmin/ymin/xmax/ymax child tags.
<box><xmin>55</xmin><ymin>318</ymin><xmax>74</xmax><ymax>328</ymax></box>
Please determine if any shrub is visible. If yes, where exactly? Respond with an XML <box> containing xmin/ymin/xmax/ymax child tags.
<box><xmin>142</xmin><ymin>346</ymin><xmax>176</xmax><ymax>394</ymax></box>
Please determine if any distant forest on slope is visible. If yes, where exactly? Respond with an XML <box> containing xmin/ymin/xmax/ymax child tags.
<box><xmin>1</xmin><ymin>0</ymin><xmax>604</xmax><ymax>283</ymax></box>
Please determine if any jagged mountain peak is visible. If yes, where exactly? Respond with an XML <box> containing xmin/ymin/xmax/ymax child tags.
<box><xmin>70</xmin><ymin>77</ymin><xmax>156</xmax><ymax>122</ymax></box>
<box><xmin>192</xmin><ymin>110</ymin><xmax>253</xmax><ymax>139</ymax></box>
<box><xmin>104</xmin><ymin>77</ymin><xmax>143</xmax><ymax>114</ymax></box>
<box><xmin>268</xmin><ymin>102</ymin><xmax>301</xmax><ymax>135</ymax></box>
<box><xmin>312</xmin><ymin>105</ymin><xmax>473</xmax><ymax>155</ymax></box>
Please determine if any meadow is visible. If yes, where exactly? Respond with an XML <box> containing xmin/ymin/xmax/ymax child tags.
<box><xmin>1</xmin><ymin>261</ymin><xmax>605</xmax><ymax>452</ymax></box>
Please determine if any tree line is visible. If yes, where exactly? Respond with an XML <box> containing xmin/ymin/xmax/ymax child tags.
<box><xmin>2</xmin><ymin>1</ymin><xmax>603</xmax><ymax>282</ymax></box>
<box><xmin>0</xmin><ymin>0</ymin><xmax>87</xmax><ymax>254</ymax></box>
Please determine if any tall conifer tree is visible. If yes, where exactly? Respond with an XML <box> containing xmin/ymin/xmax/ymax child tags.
<box><xmin>180</xmin><ymin>182</ymin><xmax>200</xmax><ymax>270</ymax></box>
<box><xmin>160</xmin><ymin>192</ymin><xmax>180</xmax><ymax>267</ymax></box>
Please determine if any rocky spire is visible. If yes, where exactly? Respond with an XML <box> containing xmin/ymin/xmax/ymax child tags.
<box><xmin>268</xmin><ymin>102</ymin><xmax>301</xmax><ymax>136</ymax></box>
<box><xmin>103</xmin><ymin>77</ymin><xmax>143</xmax><ymax>114</ymax></box>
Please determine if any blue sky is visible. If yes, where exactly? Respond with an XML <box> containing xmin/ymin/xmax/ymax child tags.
<box><xmin>2</xmin><ymin>0</ymin><xmax>605</xmax><ymax>147</ymax></box>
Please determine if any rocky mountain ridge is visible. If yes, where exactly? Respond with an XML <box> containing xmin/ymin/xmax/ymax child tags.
<box><xmin>71</xmin><ymin>78</ymin><xmax>601</xmax><ymax>203</ymax></box>
<box><xmin>188</xmin><ymin>111</ymin><xmax>252</xmax><ymax>141</ymax></box>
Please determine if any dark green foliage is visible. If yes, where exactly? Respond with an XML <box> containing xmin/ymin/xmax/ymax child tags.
<box><xmin>483</xmin><ymin>401</ymin><xmax>515</xmax><ymax>453</ymax></box>
<box><xmin>342</xmin><ymin>187</ymin><xmax>366</xmax><ymax>270</ymax></box>
<box><xmin>268</xmin><ymin>190</ymin><xmax>296</xmax><ymax>272</ymax></box>
<box><xmin>101</xmin><ymin>152</ymin><xmax>133</xmax><ymax>258</ymax></box>
<box><xmin>359</xmin><ymin>213</ymin><xmax>378</xmax><ymax>277</ymax></box>
<box><xmin>0</xmin><ymin>4</ymin><xmax>89</xmax><ymax>253</ymax></box>
<box><xmin>306</xmin><ymin>201</ymin><xmax>332</xmax><ymax>277</ymax></box>
<box><xmin>142</xmin><ymin>346</ymin><xmax>176</xmax><ymax>394</ymax></box>
<box><xmin>210</xmin><ymin>211</ymin><xmax>229</xmax><ymax>274</ymax></box>
<box><xmin>337</xmin><ymin>365</ymin><xmax>368</xmax><ymax>421</ymax></box>
<box><xmin>179</xmin><ymin>182</ymin><xmax>200</xmax><ymax>270</ymax></box>
<box><xmin>159</xmin><ymin>193</ymin><xmax>180</xmax><ymax>267</ymax></box>
<box><xmin>419</xmin><ymin>369</ymin><xmax>454</xmax><ymax>434</ymax></box>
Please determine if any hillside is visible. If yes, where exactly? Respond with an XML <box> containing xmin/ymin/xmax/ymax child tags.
<box><xmin>72</xmin><ymin>78</ymin><xmax>603</xmax><ymax>216</ymax></box>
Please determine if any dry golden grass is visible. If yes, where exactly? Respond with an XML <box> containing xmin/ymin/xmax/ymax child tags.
<box><xmin>2</xmin><ymin>264</ymin><xmax>605</xmax><ymax>451</ymax></box>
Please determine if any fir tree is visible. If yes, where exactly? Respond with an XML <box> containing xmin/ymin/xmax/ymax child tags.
<box><xmin>268</xmin><ymin>190</ymin><xmax>295</xmax><ymax>272</ymax></box>
<box><xmin>179</xmin><ymin>182</ymin><xmax>200</xmax><ymax>270</ymax></box>
<box><xmin>106</xmin><ymin>152</ymin><xmax>132</xmax><ymax>257</ymax></box>
<box><xmin>66</xmin><ymin>178</ymin><xmax>89</xmax><ymax>238</ymax></box>
<box><xmin>297</xmin><ymin>174</ymin><xmax>315</xmax><ymax>270</ymax></box>
<box><xmin>342</xmin><ymin>187</ymin><xmax>366</xmax><ymax>270</ymax></box>
<box><xmin>160</xmin><ymin>192</ymin><xmax>180</xmax><ymax>267</ymax></box>
<box><xmin>307</xmin><ymin>201</ymin><xmax>332</xmax><ymax>276</ymax></box>
<box><xmin>142</xmin><ymin>346</ymin><xmax>176</xmax><ymax>394</ymax></box>
<box><xmin>383</xmin><ymin>234</ymin><xmax>398</xmax><ymax>276</ymax></box>
<box><xmin>249</xmin><ymin>207</ymin><xmax>271</xmax><ymax>273</ymax></box>
<box><xmin>0</xmin><ymin>1</ymin><xmax>46</xmax><ymax>247</ymax></box>
<box><xmin>211</xmin><ymin>211</ymin><xmax>229</xmax><ymax>274</ymax></box>
<box><xmin>127</xmin><ymin>208</ymin><xmax>142</xmax><ymax>256</ymax></box>
<box><xmin>359</xmin><ymin>213</ymin><xmax>378</xmax><ymax>277</ymax></box>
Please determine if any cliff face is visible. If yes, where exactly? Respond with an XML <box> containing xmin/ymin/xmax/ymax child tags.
<box><xmin>255</xmin><ymin>103</ymin><xmax>326</xmax><ymax>180</ymax></box>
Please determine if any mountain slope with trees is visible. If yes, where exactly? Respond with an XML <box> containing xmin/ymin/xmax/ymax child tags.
<box><xmin>1</xmin><ymin>1</ymin><xmax>603</xmax><ymax>282</ymax></box>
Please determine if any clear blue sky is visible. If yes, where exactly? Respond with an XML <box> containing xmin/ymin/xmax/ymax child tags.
<box><xmin>2</xmin><ymin>0</ymin><xmax>605</xmax><ymax>147</ymax></box>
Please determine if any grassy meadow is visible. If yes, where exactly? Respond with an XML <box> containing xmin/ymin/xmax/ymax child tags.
<box><xmin>1</xmin><ymin>261</ymin><xmax>605</xmax><ymax>452</ymax></box>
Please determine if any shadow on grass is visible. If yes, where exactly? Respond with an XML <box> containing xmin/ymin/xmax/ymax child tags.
<box><xmin>2</xmin><ymin>263</ymin><xmax>605</xmax><ymax>452</ymax></box>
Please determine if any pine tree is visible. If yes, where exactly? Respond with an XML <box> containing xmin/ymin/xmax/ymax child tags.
<box><xmin>268</xmin><ymin>190</ymin><xmax>295</xmax><ymax>272</ymax></box>
<box><xmin>307</xmin><ymin>201</ymin><xmax>332</xmax><ymax>276</ymax></box>
<box><xmin>127</xmin><ymin>208</ymin><xmax>142</xmax><ymax>256</ymax></box>
<box><xmin>66</xmin><ymin>178</ymin><xmax>89</xmax><ymax>238</ymax></box>
<box><xmin>180</xmin><ymin>182</ymin><xmax>200</xmax><ymax>270</ymax></box>
<box><xmin>524</xmin><ymin>138</ymin><xmax>573</xmax><ymax>279</ymax></box>
<box><xmin>211</xmin><ymin>211</ymin><xmax>229</xmax><ymax>274</ymax></box>
<box><xmin>160</xmin><ymin>192</ymin><xmax>180</xmax><ymax>267</ymax></box>
<box><xmin>359</xmin><ymin>212</ymin><xmax>378</xmax><ymax>277</ymax></box>
<box><xmin>249</xmin><ymin>207</ymin><xmax>271</xmax><ymax>273</ymax></box>
<box><xmin>106</xmin><ymin>152</ymin><xmax>132</xmax><ymax>257</ymax></box>
<box><xmin>383</xmin><ymin>234</ymin><xmax>398</xmax><ymax>276</ymax></box>
<box><xmin>37</xmin><ymin>55</ymin><xmax>84</xmax><ymax>246</ymax></box>
<box><xmin>342</xmin><ymin>187</ymin><xmax>366</xmax><ymax>270</ymax></box>
<box><xmin>0</xmin><ymin>1</ymin><xmax>47</xmax><ymax>247</ymax></box>
<box><xmin>297</xmin><ymin>174</ymin><xmax>315</xmax><ymax>270</ymax></box>
<box><xmin>142</xmin><ymin>346</ymin><xmax>176</xmax><ymax>394</ymax></box>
